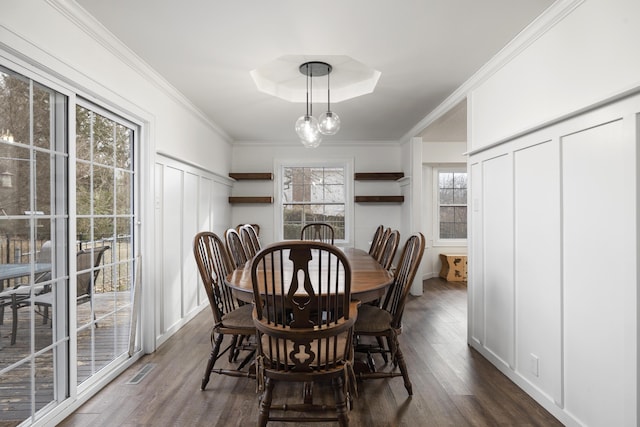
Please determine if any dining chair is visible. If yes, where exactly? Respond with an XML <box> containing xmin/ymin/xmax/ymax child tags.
<box><xmin>236</xmin><ymin>223</ymin><xmax>260</xmax><ymax>236</ymax></box>
<box><xmin>368</xmin><ymin>225</ymin><xmax>384</xmax><ymax>257</ymax></box>
<box><xmin>224</xmin><ymin>228</ymin><xmax>249</xmax><ymax>268</ymax></box>
<box><xmin>300</xmin><ymin>222</ymin><xmax>335</xmax><ymax>244</ymax></box>
<box><xmin>251</xmin><ymin>240</ymin><xmax>358</xmax><ymax>426</ymax></box>
<box><xmin>354</xmin><ymin>232</ymin><xmax>425</xmax><ymax>395</ymax></box>
<box><xmin>193</xmin><ymin>231</ymin><xmax>255</xmax><ymax>390</ymax></box>
<box><xmin>239</xmin><ymin>224</ymin><xmax>261</xmax><ymax>258</ymax></box>
<box><xmin>377</xmin><ymin>229</ymin><xmax>400</xmax><ymax>271</ymax></box>
<box><xmin>10</xmin><ymin>245</ymin><xmax>110</xmax><ymax>344</ymax></box>
<box><xmin>372</xmin><ymin>227</ymin><xmax>391</xmax><ymax>260</ymax></box>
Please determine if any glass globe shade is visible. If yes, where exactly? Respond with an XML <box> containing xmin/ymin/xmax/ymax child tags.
<box><xmin>318</xmin><ymin>111</ymin><xmax>341</xmax><ymax>135</ymax></box>
<box><xmin>295</xmin><ymin>115</ymin><xmax>322</xmax><ymax>147</ymax></box>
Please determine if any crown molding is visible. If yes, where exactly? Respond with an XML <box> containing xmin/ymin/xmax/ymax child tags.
<box><xmin>47</xmin><ymin>0</ymin><xmax>233</xmax><ymax>143</ymax></box>
<box><xmin>403</xmin><ymin>0</ymin><xmax>585</xmax><ymax>142</ymax></box>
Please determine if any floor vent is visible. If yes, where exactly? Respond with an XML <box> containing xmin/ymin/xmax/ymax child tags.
<box><xmin>126</xmin><ymin>363</ymin><xmax>155</xmax><ymax>385</ymax></box>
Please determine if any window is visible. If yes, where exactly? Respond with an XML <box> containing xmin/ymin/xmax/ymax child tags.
<box><xmin>75</xmin><ymin>102</ymin><xmax>138</xmax><ymax>386</ymax></box>
<box><xmin>0</xmin><ymin>64</ymin><xmax>140</xmax><ymax>424</ymax></box>
<box><xmin>437</xmin><ymin>169</ymin><xmax>467</xmax><ymax>240</ymax></box>
<box><xmin>280</xmin><ymin>164</ymin><xmax>348</xmax><ymax>241</ymax></box>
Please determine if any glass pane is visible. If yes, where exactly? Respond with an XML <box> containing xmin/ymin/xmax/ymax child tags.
<box><xmin>439</xmin><ymin>172</ymin><xmax>454</xmax><ymax>189</ymax></box>
<box><xmin>454</xmin><ymin>206</ymin><xmax>467</xmax><ymax>223</ymax></box>
<box><xmin>323</xmin><ymin>168</ymin><xmax>343</xmax><ymax>184</ymax></box>
<box><xmin>0</xmin><ymin>70</ymin><xmax>30</xmax><ymax>147</ymax></box>
<box><xmin>76</xmin><ymin>106</ymin><xmax>92</xmax><ymax>161</ymax></box>
<box><xmin>454</xmin><ymin>222</ymin><xmax>468</xmax><ymax>239</ymax></box>
<box><xmin>33</xmin><ymin>83</ymin><xmax>52</xmax><ymax>150</ymax></box>
<box><xmin>440</xmin><ymin>206</ymin><xmax>454</xmax><ymax>222</ymax></box>
<box><xmin>93</xmin><ymin>114</ymin><xmax>114</xmax><ymax>167</ymax></box>
<box><xmin>454</xmin><ymin>172</ymin><xmax>467</xmax><ymax>189</ymax></box>
<box><xmin>77</xmin><ymin>217</ymin><xmax>92</xmax><ymax>245</ymax></box>
<box><xmin>35</xmin><ymin>352</ymin><xmax>55</xmax><ymax>412</ymax></box>
<box><xmin>115</xmin><ymin>170</ymin><xmax>131</xmax><ymax>215</ymax></box>
<box><xmin>76</xmin><ymin>161</ymin><xmax>91</xmax><ymax>215</ymax></box>
<box><xmin>453</xmin><ymin>188</ymin><xmax>467</xmax><ymax>204</ymax></box>
<box><xmin>0</xmin><ymin>142</ymin><xmax>31</xmax><ymax>215</ymax></box>
<box><xmin>282</xmin><ymin>180</ymin><xmax>293</xmax><ymax>202</ymax></box>
<box><xmin>76</xmin><ymin>327</ymin><xmax>93</xmax><ymax>383</ymax></box>
<box><xmin>440</xmin><ymin>188</ymin><xmax>453</xmax><ymax>204</ymax></box>
<box><xmin>34</xmin><ymin>150</ymin><xmax>51</xmax><ymax>215</ymax></box>
<box><xmin>115</xmin><ymin>124</ymin><xmax>132</xmax><ymax>170</ymax></box>
<box><xmin>93</xmin><ymin>165</ymin><xmax>114</xmax><ymax>216</ymax></box>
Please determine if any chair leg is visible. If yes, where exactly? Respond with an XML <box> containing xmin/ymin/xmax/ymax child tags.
<box><xmin>228</xmin><ymin>335</ymin><xmax>239</xmax><ymax>362</ymax></box>
<box><xmin>332</xmin><ymin>375</ymin><xmax>349</xmax><ymax>427</ymax></box>
<box><xmin>11</xmin><ymin>295</ymin><xmax>18</xmax><ymax>345</ymax></box>
<box><xmin>376</xmin><ymin>336</ymin><xmax>388</xmax><ymax>363</ymax></box>
<box><xmin>258</xmin><ymin>377</ymin><xmax>274</xmax><ymax>427</ymax></box>
<box><xmin>201</xmin><ymin>332</ymin><xmax>224</xmax><ymax>390</ymax></box>
<box><xmin>390</xmin><ymin>335</ymin><xmax>412</xmax><ymax>395</ymax></box>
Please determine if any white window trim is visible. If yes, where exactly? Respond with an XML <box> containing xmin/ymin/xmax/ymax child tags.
<box><xmin>433</xmin><ymin>166</ymin><xmax>467</xmax><ymax>247</ymax></box>
<box><xmin>274</xmin><ymin>158</ymin><xmax>354</xmax><ymax>246</ymax></box>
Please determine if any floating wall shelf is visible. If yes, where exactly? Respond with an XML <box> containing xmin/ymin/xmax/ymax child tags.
<box><xmin>354</xmin><ymin>172</ymin><xmax>404</xmax><ymax>203</ymax></box>
<box><xmin>228</xmin><ymin>196</ymin><xmax>273</xmax><ymax>204</ymax></box>
<box><xmin>354</xmin><ymin>172</ymin><xmax>404</xmax><ymax>181</ymax></box>
<box><xmin>355</xmin><ymin>196</ymin><xmax>404</xmax><ymax>203</ymax></box>
<box><xmin>228</xmin><ymin>172</ymin><xmax>273</xmax><ymax>204</ymax></box>
<box><xmin>228</xmin><ymin>172</ymin><xmax>273</xmax><ymax>180</ymax></box>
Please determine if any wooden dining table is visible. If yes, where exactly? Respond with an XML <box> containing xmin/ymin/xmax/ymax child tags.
<box><xmin>225</xmin><ymin>247</ymin><xmax>393</xmax><ymax>304</ymax></box>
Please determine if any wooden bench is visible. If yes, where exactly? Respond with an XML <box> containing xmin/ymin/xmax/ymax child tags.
<box><xmin>439</xmin><ymin>254</ymin><xmax>467</xmax><ymax>282</ymax></box>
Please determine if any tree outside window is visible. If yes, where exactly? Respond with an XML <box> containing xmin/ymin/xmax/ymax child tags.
<box><xmin>438</xmin><ymin>170</ymin><xmax>467</xmax><ymax>239</ymax></box>
<box><xmin>282</xmin><ymin>166</ymin><xmax>345</xmax><ymax>240</ymax></box>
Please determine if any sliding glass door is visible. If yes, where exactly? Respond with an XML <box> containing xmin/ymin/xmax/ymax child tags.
<box><xmin>0</xmin><ymin>65</ymin><xmax>140</xmax><ymax>426</ymax></box>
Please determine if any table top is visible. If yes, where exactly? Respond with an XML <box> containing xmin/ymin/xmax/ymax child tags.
<box><xmin>226</xmin><ymin>247</ymin><xmax>393</xmax><ymax>304</ymax></box>
<box><xmin>0</xmin><ymin>263</ymin><xmax>51</xmax><ymax>281</ymax></box>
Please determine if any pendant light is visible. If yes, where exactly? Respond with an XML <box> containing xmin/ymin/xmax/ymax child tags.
<box><xmin>294</xmin><ymin>61</ymin><xmax>340</xmax><ymax>147</ymax></box>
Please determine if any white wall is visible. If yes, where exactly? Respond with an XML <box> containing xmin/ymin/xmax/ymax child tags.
<box><xmin>421</xmin><ymin>141</ymin><xmax>468</xmax><ymax>280</ymax></box>
<box><xmin>0</xmin><ymin>2</ymin><xmax>234</xmax><ymax>424</ymax></box>
<box><xmin>231</xmin><ymin>141</ymin><xmax>405</xmax><ymax>250</ymax></box>
<box><xmin>467</xmin><ymin>1</ymin><xmax>639</xmax><ymax>425</ymax></box>
<box><xmin>154</xmin><ymin>155</ymin><xmax>232</xmax><ymax>345</ymax></box>
<box><xmin>470</xmin><ymin>0</ymin><xmax>640</xmax><ymax>149</ymax></box>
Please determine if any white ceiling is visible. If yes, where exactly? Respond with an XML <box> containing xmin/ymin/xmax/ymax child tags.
<box><xmin>75</xmin><ymin>0</ymin><xmax>555</xmax><ymax>143</ymax></box>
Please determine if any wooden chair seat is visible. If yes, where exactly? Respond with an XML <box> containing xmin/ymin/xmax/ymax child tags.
<box><xmin>221</xmin><ymin>303</ymin><xmax>255</xmax><ymax>329</ymax></box>
<box><xmin>353</xmin><ymin>304</ymin><xmax>392</xmax><ymax>333</ymax></box>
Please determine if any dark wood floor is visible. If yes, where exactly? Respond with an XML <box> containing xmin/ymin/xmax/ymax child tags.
<box><xmin>59</xmin><ymin>278</ymin><xmax>563</xmax><ymax>426</ymax></box>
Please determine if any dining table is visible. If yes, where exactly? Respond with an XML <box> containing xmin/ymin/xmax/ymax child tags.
<box><xmin>225</xmin><ymin>247</ymin><xmax>393</xmax><ymax>304</ymax></box>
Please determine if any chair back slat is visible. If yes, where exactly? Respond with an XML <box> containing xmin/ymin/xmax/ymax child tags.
<box><xmin>225</xmin><ymin>228</ymin><xmax>249</xmax><ymax>268</ymax></box>
<box><xmin>381</xmin><ymin>233</ymin><xmax>425</xmax><ymax>329</ymax></box>
<box><xmin>194</xmin><ymin>231</ymin><xmax>240</xmax><ymax>324</ymax></box>
<box><xmin>368</xmin><ymin>225</ymin><xmax>384</xmax><ymax>256</ymax></box>
<box><xmin>300</xmin><ymin>222</ymin><xmax>335</xmax><ymax>245</ymax></box>
<box><xmin>373</xmin><ymin>227</ymin><xmax>391</xmax><ymax>260</ymax></box>
<box><xmin>251</xmin><ymin>241</ymin><xmax>355</xmax><ymax>372</ymax></box>
<box><xmin>378</xmin><ymin>229</ymin><xmax>400</xmax><ymax>270</ymax></box>
<box><xmin>240</xmin><ymin>224</ymin><xmax>261</xmax><ymax>258</ymax></box>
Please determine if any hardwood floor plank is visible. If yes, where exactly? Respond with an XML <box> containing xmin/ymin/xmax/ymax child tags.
<box><xmin>59</xmin><ymin>278</ymin><xmax>563</xmax><ymax>426</ymax></box>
